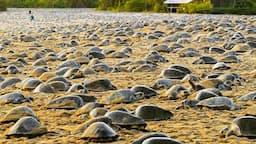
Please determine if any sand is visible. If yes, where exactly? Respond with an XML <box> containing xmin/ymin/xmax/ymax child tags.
<box><xmin>0</xmin><ymin>8</ymin><xmax>256</xmax><ymax>144</ymax></box>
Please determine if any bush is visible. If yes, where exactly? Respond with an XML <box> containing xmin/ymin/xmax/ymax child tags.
<box><xmin>124</xmin><ymin>0</ymin><xmax>145</xmax><ymax>12</ymax></box>
<box><xmin>0</xmin><ymin>0</ymin><xmax>7</xmax><ymax>11</ymax></box>
<box><xmin>211</xmin><ymin>7</ymin><xmax>256</xmax><ymax>15</ymax></box>
<box><xmin>178</xmin><ymin>0</ymin><xmax>212</xmax><ymax>14</ymax></box>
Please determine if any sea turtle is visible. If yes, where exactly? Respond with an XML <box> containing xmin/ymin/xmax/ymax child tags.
<box><xmin>132</xmin><ymin>64</ymin><xmax>157</xmax><ymax>73</ymax></box>
<box><xmin>81</xmin><ymin>122</ymin><xmax>118</xmax><ymax>142</ymax></box>
<box><xmin>104</xmin><ymin>89</ymin><xmax>144</xmax><ymax>104</ymax></box>
<box><xmin>29</xmin><ymin>67</ymin><xmax>49</xmax><ymax>77</ymax></box>
<box><xmin>238</xmin><ymin>92</ymin><xmax>256</xmax><ymax>101</ymax></box>
<box><xmin>84</xmin><ymin>79</ymin><xmax>117</xmax><ymax>92</ymax></box>
<box><xmin>144</xmin><ymin>51</ymin><xmax>168</xmax><ymax>63</ymax></box>
<box><xmin>47</xmin><ymin>81</ymin><xmax>69</xmax><ymax>91</ymax></box>
<box><xmin>141</xmin><ymin>137</ymin><xmax>183</xmax><ymax>144</ymax></box>
<box><xmin>87</xmin><ymin>58</ymin><xmax>102</xmax><ymax>67</ymax></box>
<box><xmin>47</xmin><ymin>95</ymin><xmax>84</xmax><ymax>110</ymax></box>
<box><xmin>217</xmin><ymin>73</ymin><xmax>244</xmax><ymax>86</ymax></box>
<box><xmin>63</xmin><ymin>67</ymin><xmax>84</xmax><ymax>79</ymax></box>
<box><xmin>57</xmin><ymin>60</ymin><xmax>80</xmax><ymax>70</ymax></box>
<box><xmin>34</xmin><ymin>83</ymin><xmax>56</xmax><ymax>93</ymax></box>
<box><xmin>68</xmin><ymin>83</ymin><xmax>88</xmax><ymax>94</ymax></box>
<box><xmin>132</xmin><ymin>133</ymin><xmax>169</xmax><ymax>144</ymax></box>
<box><xmin>0</xmin><ymin>77</ymin><xmax>21</xmax><ymax>89</ymax></box>
<box><xmin>73</xmin><ymin>116</ymin><xmax>112</xmax><ymax>134</ymax></box>
<box><xmin>169</xmin><ymin>64</ymin><xmax>191</xmax><ymax>74</ymax></box>
<box><xmin>105</xmin><ymin>110</ymin><xmax>146</xmax><ymax>130</ymax></box>
<box><xmin>46</xmin><ymin>76</ymin><xmax>71</xmax><ymax>86</ymax></box>
<box><xmin>89</xmin><ymin>108</ymin><xmax>108</xmax><ymax>118</ymax></box>
<box><xmin>192</xmin><ymin>56</ymin><xmax>217</xmax><ymax>64</ymax></box>
<box><xmin>152</xmin><ymin>44</ymin><xmax>172</xmax><ymax>53</ymax></box>
<box><xmin>0</xmin><ymin>92</ymin><xmax>32</xmax><ymax>104</ymax></box>
<box><xmin>194</xmin><ymin>89</ymin><xmax>220</xmax><ymax>101</ymax></box>
<box><xmin>152</xmin><ymin>79</ymin><xmax>178</xmax><ymax>90</ymax></box>
<box><xmin>21</xmin><ymin>78</ymin><xmax>42</xmax><ymax>91</ymax></box>
<box><xmin>196</xmin><ymin>97</ymin><xmax>240</xmax><ymax>110</ymax></box>
<box><xmin>231</xmin><ymin>43</ymin><xmax>251</xmax><ymax>53</ymax></box>
<box><xmin>82</xmin><ymin>67</ymin><xmax>97</xmax><ymax>75</ymax></box>
<box><xmin>0</xmin><ymin>106</ymin><xmax>36</xmax><ymax>123</ymax></box>
<box><xmin>56</xmin><ymin>67</ymin><xmax>71</xmax><ymax>76</ymax></box>
<box><xmin>131</xmin><ymin>85</ymin><xmax>158</xmax><ymax>98</ymax></box>
<box><xmin>75</xmin><ymin>102</ymin><xmax>105</xmax><ymax>116</ymax></box>
<box><xmin>86</xmin><ymin>51</ymin><xmax>105</xmax><ymax>59</ymax></box>
<box><xmin>160</xmin><ymin>68</ymin><xmax>188</xmax><ymax>79</ymax></box>
<box><xmin>135</xmin><ymin>104</ymin><xmax>173</xmax><ymax>121</ymax></box>
<box><xmin>5</xmin><ymin>116</ymin><xmax>47</xmax><ymax>138</ymax></box>
<box><xmin>91</xmin><ymin>63</ymin><xmax>113</xmax><ymax>73</ymax></box>
<box><xmin>39</xmin><ymin>72</ymin><xmax>56</xmax><ymax>81</ymax></box>
<box><xmin>108</xmin><ymin>51</ymin><xmax>129</xmax><ymax>58</ymax></box>
<box><xmin>32</xmin><ymin>58</ymin><xmax>47</xmax><ymax>67</ymax></box>
<box><xmin>209</xmin><ymin>47</ymin><xmax>225</xmax><ymax>54</ymax></box>
<box><xmin>165</xmin><ymin>84</ymin><xmax>190</xmax><ymax>100</ymax></box>
<box><xmin>212</xmin><ymin>62</ymin><xmax>231</xmax><ymax>70</ymax></box>
<box><xmin>2</xmin><ymin>65</ymin><xmax>20</xmax><ymax>74</ymax></box>
<box><xmin>199</xmin><ymin>78</ymin><xmax>231</xmax><ymax>91</ymax></box>
<box><xmin>220</xmin><ymin>55</ymin><xmax>241</xmax><ymax>63</ymax></box>
<box><xmin>221</xmin><ymin>116</ymin><xmax>256</xmax><ymax>138</ymax></box>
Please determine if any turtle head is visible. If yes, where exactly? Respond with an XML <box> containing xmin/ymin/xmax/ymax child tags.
<box><xmin>221</xmin><ymin>124</ymin><xmax>241</xmax><ymax>138</ymax></box>
<box><xmin>220</xmin><ymin>126</ymin><xmax>230</xmax><ymax>138</ymax></box>
<box><xmin>152</xmin><ymin>82</ymin><xmax>166</xmax><ymax>90</ymax></box>
<box><xmin>135</xmin><ymin>92</ymin><xmax>144</xmax><ymax>100</ymax></box>
<box><xmin>218</xmin><ymin>83</ymin><xmax>232</xmax><ymax>91</ymax></box>
<box><xmin>180</xmin><ymin>90</ymin><xmax>191</xmax><ymax>99</ymax></box>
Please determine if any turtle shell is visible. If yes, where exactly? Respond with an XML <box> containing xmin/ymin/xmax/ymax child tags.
<box><xmin>0</xmin><ymin>92</ymin><xmax>32</xmax><ymax>104</ymax></box>
<box><xmin>135</xmin><ymin>104</ymin><xmax>173</xmax><ymax>121</ymax></box>
<box><xmin>1</xmin><ymin>106</ymin><xmax>36</xmax><ymax>123</ymax></box>
<box><xmin>132</xmin><ymin>133</ymin><xmax>169</xmax><ymax>144</ymax></box>
<box><xmin>47</xmin><ymin>95</ymin><xmax>84</xmax><ymax>110</ymax></box>
<box><xmin>142</xmin><ymin>137</ymin><xmax>183</xmax><ymax>144</ymax></box>
<box><xmin>160</xmin><ymin>68</ymin><xmax>187</xmax><ymax>79</ymax></box>
<box><xmin>75</xmin><ymin>102</ymin><xmax>104</xmax><ymax>116</ymax></box>
<box><xmin>73</xmin><ymin>116</ymin><xmax>112</xmax><ymax>134</ymax></box>
<box><xmin>29</xmin><ymin>67</ymin><xmax>48</xmax><ymax>77</ymax></box>
<box><xmin>104</xmin><ymin>89</ymin><xmax>138</xmax><ymax>104</ymax></box>
<box><xmin>131</xmin><ymin>85</ymin><xmax>158</xmax><ymax>98</ymax></box>
<box><xmin>89</xmin><ymin>108</ymin><xmax>108</xmax><ymax>118</ymax></box>
<box><xmin>194</xmin><ymin>89</ymin><xmax>219</xmax><ymax>101</ymax></box>
<box><xmin>57</xmin><ymin>60</ymin><xmax>80</xmax><ymax>70</ymax></box>
<box><xmin>84</xmin><ymin>79</ymin><xmax>117</xmax><ymax>92</ymax></box>
<box><xmin>47</xmin><ymin>81</ymin><xmax>69</xmax><ymax>91</ymax></box>
<box><xmin>192</xmin><ymin>56</ymin><xmax>217</xmax><ymax>64</ymax></box>
<box><xmin>196</xmin><ymin>97</ymin><xmax>239</xmax><ymax>110</ymax></box>
<box><xmin>238</xmin><ymin>92</ymin><xmax>256</xmax><ymax>101</ymax></box>
<box><xmin>0</xmin><ymin>77</ymin><xmax>21</xmax><ymax>89</ymax></box>
<box><xmin>34</xmin><ymin>83</ymin><xmax>56</xmax><ymax>93</ymax></box>
<box><xmin>81</xmin><ymin>122</ymin><xmax>118</xmax><ymax>142</ymax></box>
<box><xmin>6</xmin><ymin>116</ymin><xmax>47</xmax><ymax>138</ymax></box>
<box><xmin>22</xmin><ymin>78</ymin><xmax>42</xmax><ymax>91</ymax></box>
<box><xmin>105</xmin><ymin>110</ymin><xmax>146</xmax><ymax>130</ymax></box>
<box><xmin>39</xmin><ymin>72</ymin><xmax>56</xmax><ymax>81</ymax></box>
<box><xmin>68</xmin><ymin>83</ymin><xmax>88</xmax><ymax>94</ymax></box>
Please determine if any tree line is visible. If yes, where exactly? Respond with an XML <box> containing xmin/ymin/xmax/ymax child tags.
<box><xmin>1</xmin><ymin>0</ymin><xmax>256</xmax><ymax>14</ymax></box>
<box><xmin>5</xmin><ymin>0</ymin><xmax>97</xmax><ymax>8</ymax></box>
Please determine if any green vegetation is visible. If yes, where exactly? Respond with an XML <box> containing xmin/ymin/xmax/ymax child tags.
<box><xmin>97</xmin><ymin>0</ymin><xmax>166</xmax><ymax>12</ymax></box>
<box><xmin>178</xmin><ymin>0</ymin><xmax>212</xmax><ymax>14</ymax></box>
<box><xmin>5</xmin><ymin>0</ymin><xmax>97</xmax><ymax>8</ymax></box>
<box><xmin>2</xmin><ymin>0</ymin><xmax>256</xmax><ymax>14</ymax></box>
<box><xmin>0</xmin><ymin>0</ymin><xmax>7</xmax><ymax>11</ymax></box>
<box><xmin>211</xmin><ymin>0</ymin><xmax>256</xmax><ymax>15</ymax></box>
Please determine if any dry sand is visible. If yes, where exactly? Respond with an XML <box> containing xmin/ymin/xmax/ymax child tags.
<box><xmin>0</xmin><ymin>8</ymin><xmax>256</xmax><ymax>144</ymax></box>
